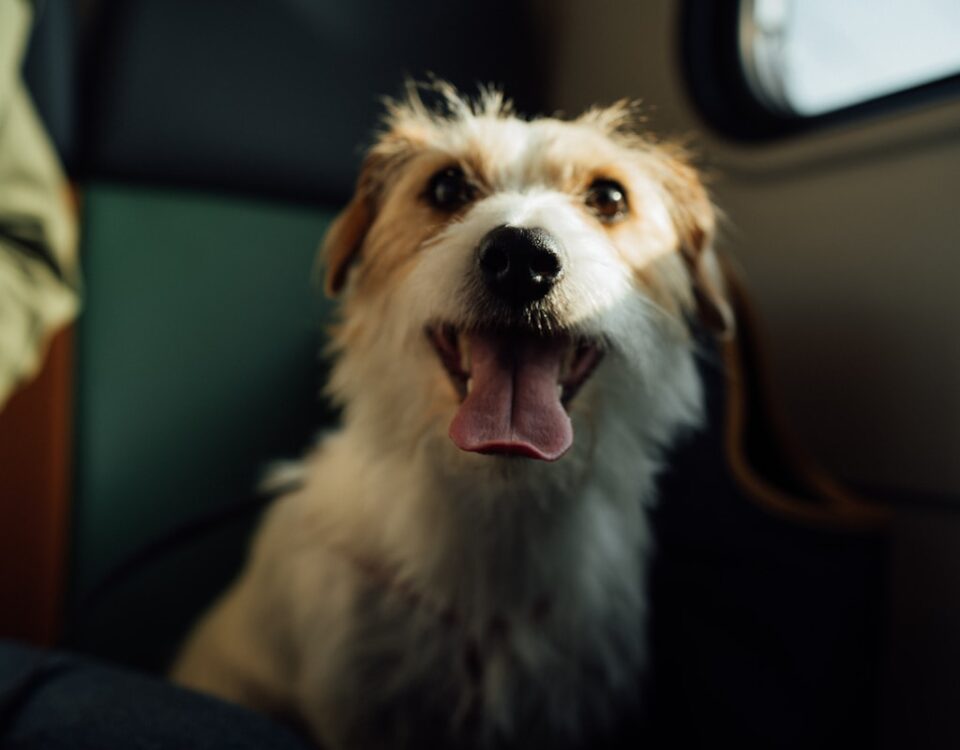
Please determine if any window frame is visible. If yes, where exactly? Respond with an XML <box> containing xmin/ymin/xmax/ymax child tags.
<box><xmin>680</xmin><ymin>0</ymin><xmax>960</xmax><ymax>143</ymax></box>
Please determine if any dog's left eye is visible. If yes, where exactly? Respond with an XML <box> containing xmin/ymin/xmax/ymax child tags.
<box><xmin>585</xmin><ymin>179</ymin><xmax>629</xmax><ymax>222</ymax></box>
<box><xmin>426</xmin><ymin>166</ymin><xmax>475</xmax><ymax>212</ymax></box>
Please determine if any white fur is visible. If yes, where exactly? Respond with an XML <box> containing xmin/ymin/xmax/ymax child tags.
<box><xmin>172</xmin><ymin>98</ymin><xmax>708</xmax><ymax>749</ymax></box>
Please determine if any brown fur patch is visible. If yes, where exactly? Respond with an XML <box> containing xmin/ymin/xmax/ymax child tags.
<box><xmin>349</xmin><ymin>152</ymin><xmax>451</xmax><ymax>299</ymax></box>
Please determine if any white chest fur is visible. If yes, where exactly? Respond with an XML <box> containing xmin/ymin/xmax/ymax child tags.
<box><xmin>268</xmin><ymin>412</ymin><xmax>659</xmax><ymax>749</ymax></box>
<box><xmin>173</xmin><ymin>347</ymin><xmax>704</xmax><ymax>750</ymax></box>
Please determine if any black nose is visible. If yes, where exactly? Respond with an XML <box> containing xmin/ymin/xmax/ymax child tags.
<box><xmin>476</xmin><ymin>226</ymin><xmax>563</xmax><ymax>306</ymax></box>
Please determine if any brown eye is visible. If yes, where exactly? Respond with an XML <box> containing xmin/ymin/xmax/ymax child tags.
<box><xmin>426</xmin><ymin>166</ymin><xmax>475</xmax><ymax>212</ymax></box>
<box><xmin>585</xmin><ymin>179</ymin><xmax>628</xmax><ymax>222</ymax></box>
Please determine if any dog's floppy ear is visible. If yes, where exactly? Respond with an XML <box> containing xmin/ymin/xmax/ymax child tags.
<box><xmin>323</xmin><ymin>155</ymin><xmax>381</xmax><ymax>296</ymax></box>
<box><xmin>323</xmin><ymin>195</ymin><xmax>370</xmax><ymax>297</ymax></box>
<box><xmin>323</xmin><ymin>126</ymin><xmax>424</xmax><ymax>296</ymax></box>
<box><xmin>659</xmin><ymin>153</ymin><xmax>735</xmax><ymax>338</ymax></box>
<box><xmin>680</xmin><ymin>225</ymin><xmax>735</xmax><ymax>338</ymax></box>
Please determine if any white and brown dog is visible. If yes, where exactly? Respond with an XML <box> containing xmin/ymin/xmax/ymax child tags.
<box><xmin>172</xmin><ymin>84</ymin><xmax>732</xmax><ymax>749</ymax></box>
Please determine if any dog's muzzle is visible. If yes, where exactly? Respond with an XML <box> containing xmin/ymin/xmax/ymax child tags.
<box><xmin>476</xmin><ymin>225</ymin><xmax>563</xmax><ymax>307</ymax></box>
<box><xmin>424</xmin><ymin>226</ymin><xmax>605</xmax><ymax>462</ymax></box>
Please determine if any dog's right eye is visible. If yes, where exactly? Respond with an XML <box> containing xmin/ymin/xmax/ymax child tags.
<box><xmin>426</xmin><ymin>167</ymin><xmax>475</xmax><ymax>212</ymax></box>
<box><xmin>585</xmin><ymin>179</ymin><xmax>629</xmax><ymax>223</ymax></box>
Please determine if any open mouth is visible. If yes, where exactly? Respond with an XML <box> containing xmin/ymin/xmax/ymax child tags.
<box><xmin>427</xmin><ymin>325</ymin><xmax>604</xmax><ymax>461</ymax></box>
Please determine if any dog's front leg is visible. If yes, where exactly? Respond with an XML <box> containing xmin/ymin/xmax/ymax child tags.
<box><xmin>171</xmin><ymin>569</ymin><xmax>296</xmax><ymax>717</ymax></box>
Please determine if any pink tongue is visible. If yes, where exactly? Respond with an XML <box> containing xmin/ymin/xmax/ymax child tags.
<box><xmin>449</xmin><ymin>331</ymin><xmax>572</xmax><ymax>461</ymax></box>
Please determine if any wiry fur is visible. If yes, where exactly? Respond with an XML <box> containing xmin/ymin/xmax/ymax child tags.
<box><xmin>172</xmin><ymin>83</ymin><xmax>730</xmax><ymax>749</ymax></box>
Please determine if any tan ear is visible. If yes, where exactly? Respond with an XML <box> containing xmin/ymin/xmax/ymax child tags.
<box><xmin>322</xmin><ymin>129</ymin><xmax>423</xmax><ymax>296</ymax></box>
<box><xmin>323</xmin><ymin>189</ymin><xmax>373</xmax><ymax>296</ymax></box>
<box><xmin>680</xmin><ymin>224</ymin><xmax>735</xmax><ymax>338</ymax></box>
<box><xmin>655</xmin><ymin>150</ymin><xmax>735</xmax><ymax>338</ymax></box>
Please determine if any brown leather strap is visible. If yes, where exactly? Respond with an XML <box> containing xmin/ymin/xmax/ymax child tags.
<box><xmin>0</xmin><ymin>326</ymin><xmax>73</xmax><ymax>644</ymax></box>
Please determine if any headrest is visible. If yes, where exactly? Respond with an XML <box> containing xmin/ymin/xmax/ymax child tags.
<box><xmin>80</xmin><ymin>0</ymin><xmax>546</xmax><ymax>201</ymax></box>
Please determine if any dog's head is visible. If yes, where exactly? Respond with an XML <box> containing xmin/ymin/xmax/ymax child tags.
<box><xmin>322</xmin><ymin>84</ymin><xmax>731</xmax><ymax>467</ymax></box>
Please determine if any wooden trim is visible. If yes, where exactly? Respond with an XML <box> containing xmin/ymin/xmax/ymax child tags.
<box><xmin>0</xmin><ymin>326</ymin><xmax>74</xmax><ymax>644</ymax></box>
<box><xmin>721</xmin><ymin>269</ymin><xmax>890</xmax><ymax>528</ymax></box>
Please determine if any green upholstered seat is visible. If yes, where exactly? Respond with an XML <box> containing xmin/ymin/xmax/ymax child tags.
<box><xmin>67</xmin><ymin>185</ymin><xmax>337</xmax><ymax>670</ymax></box>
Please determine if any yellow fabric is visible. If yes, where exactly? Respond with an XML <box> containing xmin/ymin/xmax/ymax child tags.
<box><xmin>0</xmin><ymin>0</ymin><xmax>79</xmax><ymax>407</ymax></box>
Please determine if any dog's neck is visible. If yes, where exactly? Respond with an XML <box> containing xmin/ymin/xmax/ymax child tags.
<box><xmin>327</xmin><ymin>398</ymin><xmax>660</xmax><ymax>620</ymax></box>
<box><xmin>318</xmin><ymin>342</ymin><xmax>705</xmax><ymax>619</ymax></box>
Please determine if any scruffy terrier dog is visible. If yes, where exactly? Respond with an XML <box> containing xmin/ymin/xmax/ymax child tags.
<box><xmin>173</xmin><ymin>83</ymin><xmax>732</xmax><ymax>749</ymax></box>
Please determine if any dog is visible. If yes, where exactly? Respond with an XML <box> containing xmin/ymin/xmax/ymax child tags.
<box><xmin>172</xmin><ymin>82</ymin><xmax>732</xmax><ymax>749</ymax></box>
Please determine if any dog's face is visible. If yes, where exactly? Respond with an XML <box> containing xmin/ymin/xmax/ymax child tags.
<box><xmin>323</xmin><ymin>87</ymin><xmax>731</xmax><ymax>467</ymax></box>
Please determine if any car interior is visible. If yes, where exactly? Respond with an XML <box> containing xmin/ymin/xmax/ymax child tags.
<box><xmin>1</xmin><ymin>1</ymin><xmax>958</xmax><ymax>747</ymax></box>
